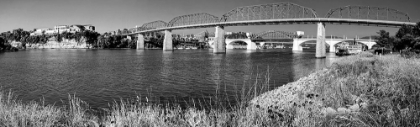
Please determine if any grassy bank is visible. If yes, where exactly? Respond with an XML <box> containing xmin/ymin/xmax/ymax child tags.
<box><xmin>1</xmin><ymin>52</ymin><xmax>420</xmax><ymax>126</ymax></box>
<box><xmin>252</xmin><ymin>52</ymin><xmax>420</xmax><ymax>126</ymax></box>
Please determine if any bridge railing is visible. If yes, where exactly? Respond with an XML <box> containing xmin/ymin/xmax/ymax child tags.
<box><xmin>220</xmin><ymin>3</ymin><xmax>318</xmax><ymax>22</ymax></box>
<box><xmin>325</xmin><ymin>5</ymin><xmax>410</xmax><ymax>22</ymax></box>
<box><xmin>120</xmin><ymin>3</ymin><xmax>413</xmax><ymax>34</ymax></box>
<box><xmin>167</xmin><ymin>13</ymin><xmax>220</xmax><ymax>27</ymax></box>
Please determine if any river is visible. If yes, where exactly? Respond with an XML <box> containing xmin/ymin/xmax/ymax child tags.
<box><xmin>0</xmin><ymin>49</ymin><xmax>338</xmax><ymax>109</ymax></box>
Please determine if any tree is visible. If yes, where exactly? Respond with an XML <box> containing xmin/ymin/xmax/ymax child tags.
<box><xmin>12</xmin><ymin>28</ymin><xmax>23</xmax><ymax>41</ymax></box>
<box><xmin>117</xmin><ymin>29</ymin><xmax>122</xmax><ymax>35</ymax></box>
<box><xmin>97</xmin><ymin>35</ymin><xmax>105</xmax><ymax>48</ymax></box>
<box><xmin>83</xmin><ymin>31</ymin><xmax>100</xmax><ymax>46</ymax></box>
<box><xmin>123</xmin><ymin>28</ymin><xmax>129</xmax><ymax>35</ymax></box>
<box><xmin>395</xmin><ymin>25</ymin><xmax>417</xmax><ymax>50</ymax></box>
<box><xmin>375</xmin><ymin>30</ymin><xmax>394</xmax><ymax>49</ymax></box>
<box><xmin>392</xmin><ymin>22</ymin><xmax>420</xmax><ymax>57</ymax></box>
<box><xmin>0</xmin><ymin>37</ymin><xmax>5</xmax><ymax>50</ymax></box>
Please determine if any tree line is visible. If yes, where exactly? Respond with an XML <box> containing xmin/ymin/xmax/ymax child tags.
<box><xmin>375</xmin><ymin>22</ymin><xmax>420</xmax><ymax>55</ymax></box>
<box><xmin>0</xmin><ymin>28</ymin><xmax>140</xmax><ymax>50</ymax></box>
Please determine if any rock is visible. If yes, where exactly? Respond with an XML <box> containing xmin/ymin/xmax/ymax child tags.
<box><xmin>321</xmin><ymin>107</ymin><xmax>337</xmax><ymax>116</ymax></box>
<box><xmin>250</xmin><ymin>70</ymin><xmax>328</xmax><ymax>110</ymax></box>
<box><xmin>337</xmin><ymin>107</ymin><xmax>351</xmax><ymax>114</ymax></box>
<box><xmin>360</xmin><ymin>102</ymin><xmax>368</xmax><ymax>109</ymax></box>
<box><xmin>348</xmin><ymin>104</ymin><xmax>360</xmax><ymax>112</ymax></box>
<box><xmin>350</xmin><ymin>94</ymin><xmax>358</xmax><ymax>102</ymax></box>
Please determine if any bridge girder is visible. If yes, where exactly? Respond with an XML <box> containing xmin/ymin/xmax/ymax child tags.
<box><xmin>167</xmin><ymin>13</ymin><xmax>219</xmax><ymax>27</ymax></box>
<box><xmin>123</xmin><ymin>3</ymin><xmax>415</xmax><ymax>35</ymax></box>
<box><xmin>138</xmin><ymin>20</ymin><xmax>168</xmax><ymax>31</ymax></box>
<box><xmin>325</xmin><ymin>5</ymin><xmax>410</xmax><ymax>22</ymax></box>
<box><xmin>221</xmin><ymin>2</ymin><xmax>318</xmax><ymax>22</ymax></box>
<box><xmin>253</xmin><ymin>30</ymin><xmax>297</xmax><ymax>39</ymax></box>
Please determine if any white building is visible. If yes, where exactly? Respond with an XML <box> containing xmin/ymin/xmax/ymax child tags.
<box><xmin>30</xmin><ymin>24</ymin><xmax>95</xmax><ymax>36</ymax></box>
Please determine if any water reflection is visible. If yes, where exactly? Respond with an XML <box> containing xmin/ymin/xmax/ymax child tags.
<box><xmin>0</xmin><ymin>49</ymin><xmax>338</xmax><ymax>109</ymax></box>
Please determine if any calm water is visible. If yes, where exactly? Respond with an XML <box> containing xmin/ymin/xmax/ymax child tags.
<box><xmin>0</xmin><ymin>49</ymin><xmax>338</xmax><ymax>109</ymax></box>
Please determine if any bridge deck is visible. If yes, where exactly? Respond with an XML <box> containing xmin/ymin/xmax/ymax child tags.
<box><xmin>126</xmin><ymin>18</ymin><xmax>416</xmax><ymax>35</ymax></box>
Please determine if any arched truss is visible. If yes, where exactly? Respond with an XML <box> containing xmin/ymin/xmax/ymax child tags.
<box><xmin>194</xmin><ymin>31</ymin><xmax>209</xmax><ymax>38</ymax></box>
<box><xmin>167</xmin><ymin>13</ymin><xmax>219</xmax><ymax>27</ymax></box>
<box><xmin>221</xmin><ymin>2</ymin><xmax>318</xmax><ymax>22</ymax></box>
<box><xmin>325</xmin><ymin>6</ymin><xmax>410</xmax><ymax>22</ymax></box>
<box><xmin>128</xmin><ymin>28</ymin><xmax>136</xmax><ymax>34</ymax></box>
<box><xmin>254</xmin><ymin>30</ymin><xmax>297</xmax><ymax>39</ymax></box>
<box><xmin>299</xmin><ymin>40</ymin><xmax>330</xmax><ymax>47</ymax></box>
<box><xmin>333</xmin><ymin>41</ymin><xmax>369</xmax><ymax>48</ymax></box>
<box><xmin>138</xmin><ymin>20</ymin><xmax>168</xmax><ymax>31</ymax></box>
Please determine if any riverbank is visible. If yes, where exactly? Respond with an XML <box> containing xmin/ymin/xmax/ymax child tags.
<box><xmin>10</xmin><ymin>39</ymin><xmax>92</xmax><ymax>49</ymax></box>
<box><xmin>251</xmin><ymin>52</ymin><xmax>420</xmax><ymax>126</ymax></box>
<box><xmin>1</xmin><ymin>52</ymin><xmax>419</xmax><ymax>126</ymax></box>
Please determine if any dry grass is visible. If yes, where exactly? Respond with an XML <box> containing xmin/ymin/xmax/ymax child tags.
<box><xmin>1</xmin><ymin>52</ymin><xmax>420</xmax><ymax>127</ymax></box>
<box><xmin>0</xmin><ymin>91</ymin><xmax>63</xmax><ymax>127</ymax></box>
<box><xmin>251</xmin><ymin>52</ymin><xmax>420</xmax><ymax>127</ymax></box>
<box><xmin>316</xmin><ymin>53</ymin><xmax>420</xmax><ymax>127</ymax></box>
<box><xmin>0</xmin><ymin>91</ymin><xmax>98</xmax><ymax>127</ymax></box>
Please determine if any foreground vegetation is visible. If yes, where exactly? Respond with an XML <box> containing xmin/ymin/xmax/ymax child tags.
<box><xmin>1</xmin><ymin>52</ymin><xmax>419</xmax><ymax>127</ymax></box>
<box><xmin>252</xmin><ymin>52</ymin><xmax>420</xmax><ymax>126</ymax></box>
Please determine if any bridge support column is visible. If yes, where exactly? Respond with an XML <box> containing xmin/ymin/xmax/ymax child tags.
<box><xmin>316</xmin><ymin>22</ymin><xmax>326</xmax><ymax>58</ymax></box>
<box><xmin>137</xmin><ymin>34</ymin><xmax>144</xmax><ymax>50</ymax></box>
<box><xmin>247</xmin><ymin>42</ymin><xmax>258</xmax><ymax>50</ymax></box>
<box><xmin>329</xmin><ymin>45</ymin><xmax>336</xmax><ymax>53</ymax></box>
<box><xmin>366</xmin><ymin>42</ymin><xmax>376</xmax><ymax>50</ymax></box>
<box><xmin>163</xmin><ymin>30</ymin><xmax>173</xmax><ymax>51</ymax></box>
<box><xmin>214</xmin><ymin>26</ymin><xmax>226</xmax><ymax>54</ymax></box>
<box><xmin>292</xmin><ymin>39</ymin><xmax>303</xmax><ymax>51</ymax></box>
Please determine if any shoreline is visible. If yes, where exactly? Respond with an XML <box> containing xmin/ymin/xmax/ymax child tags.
<box><xmin>1</xmin><ymin>52</ymin><xmax>419</xmax><ymax>126</ymax></box>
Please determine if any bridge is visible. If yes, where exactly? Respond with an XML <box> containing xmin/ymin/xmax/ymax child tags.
<box><xmin>293</xmin><ymin>38</ymin><xmax>376</xmax><ymax>52</ymax></box>
<box><xmin>220</xmin><ymin>30</ymin><xmax>376</xmax><ymax>51</ymax></box>
<box><xmin>222</xmin><ymin>30</ymin><xmax>295</xmax><ymax>49</ymax></box>
<box><xmin>121</xmin><ymin>2</ymin><xmax>416</xmax><ymax>58</ymax></box>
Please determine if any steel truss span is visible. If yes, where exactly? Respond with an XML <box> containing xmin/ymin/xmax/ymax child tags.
<box><xmin>254</xmin><ymin>30</ymin><xmax>297</xmax><ymax>39</ymax></box>
<box><xmin>325</xmin><ymin>5</ymin><xmax>410</xmax><ymax>22</ymax></box>
<box><xmin>138</xmin><ymin>20</ymin><xmax>168</xmax><ymax>31</ymax></box>
<box><xmin>168</xmin><ymin>13</ymin><xmax>219</xmax><ymax>27</ymax></box>
<box><xmin>221</xmin><ymin>3</ymin><xmax>318</xmax><ymax>22</ymax></box>
<box><xmin>123</xmin><ymin>3</ymin><xmax>415</xmax><ymax>35</ymax></box>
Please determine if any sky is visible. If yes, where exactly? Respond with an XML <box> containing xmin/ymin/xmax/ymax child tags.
<box><xmin>1</xmin><ymin>0</ymin><xmax>419</xmax><ymax>37</ymax></box>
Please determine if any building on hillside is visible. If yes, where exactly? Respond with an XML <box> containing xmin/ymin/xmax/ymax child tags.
<box><xmin>83</xmin><ymin>25</ymin><xmax>95</xmax><ymax>31</ymax></box>
<box><xmin>54</xmin><ymin>24</ymin><xmax>95</xmax><ymax>33</ymax></box>
<box><xmin>44</xmin><ymin>28</ymin><xmax>56</xmax><ymax>35</ymax></box>
<box><xmin>30</xmin><ymin>28</ymin><xmax>49</xmax><ymax>36</ymax></box>
<box><xmin>30</xmin><ymin>24</ymin><xmax>96</xmax><ymax>36</ymax></box>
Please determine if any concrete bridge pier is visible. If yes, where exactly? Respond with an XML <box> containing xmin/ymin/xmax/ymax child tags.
<box><xmin>247</xmin><ymin>42</ymin><xmax>258</xmax><ymax>50</ymax></box>
<box><xmin>214</xmin><ymin>26</ymin><xmax>226</xmax><ymax>54</ymax></box>
<box><xmin>365</xmin><ymin>42</ymin><xmax>376</xmax><ymax>50</ymax></box>
<box><xmin>163</xmin><ymin>30</ymin><xmax>173</xmax><ymax>51</ymax></box>
<box><xmin>316</xmin><ymin>22</ymin><xmax>326</xmax><ymax>58</ymax></box>
<box><xmin>329</xmin><ymin>44</ymin><xmax>336</xmax><ymax>53</ymax></box>
<box><xmin>292</xmin><ymin>39</ymin><xmax>303</xmax><ymax>51</ymax></box>
<box><xmin>137</xmin><ymin>33</ymin><xmax>145</xmax><ymax>50</ymax></box>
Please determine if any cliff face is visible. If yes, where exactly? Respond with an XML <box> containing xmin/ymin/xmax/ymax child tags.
<box><xmin>11</xmin><ymin>38</ymin><xmax>92</xmax><ymax>49</ymax></box>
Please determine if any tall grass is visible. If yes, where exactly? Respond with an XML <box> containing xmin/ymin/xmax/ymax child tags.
<box><xmin>0</xmin><ymin>91</ymin><xmax>99</xmax><ymax>127</ymax></box>
<box><xmin>315</xmin><ymin>53</ymin><xmax>420</xmax><ymax>126</ymax></box>
<box><xmin>1</xmin><ymin>52</ymin><xmax>420</xmax><ymax>126</ymax></box>
<box><xmin>99</xmin><ymin>67</ymin><xmax>280</xmax><ymax>127</ymax></box>
<box><xmin>0</xmin><ymin>91</ymin><xmax>62</xmax><ymax>127</ymax></box>
<box><xmin>250</xmin><ymin>52</ymin><xmax>420</xmax><ymax>127</ymax></box>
